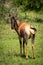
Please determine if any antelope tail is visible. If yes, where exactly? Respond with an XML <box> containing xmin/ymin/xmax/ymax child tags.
<box><xmin>30</xmin><ymin>27</ymin><xmax>37</xmax><ymax>31</ymax></box>
<box><xmin>30</xmin><ymin>27</ymin><xmax>37</xmax><ymax>34</ymax></box>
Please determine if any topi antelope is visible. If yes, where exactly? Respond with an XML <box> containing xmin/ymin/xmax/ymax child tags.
<box><xmin>9</xmin><ymin>14</ymin><xmax>37</xmax><ymax>59</ymax></box>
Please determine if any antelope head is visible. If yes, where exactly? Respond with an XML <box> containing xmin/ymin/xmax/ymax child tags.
<box><xmin>9</xmin><ymin>8</ymin><xmax>18</xmax><ymax>29</ymax></box>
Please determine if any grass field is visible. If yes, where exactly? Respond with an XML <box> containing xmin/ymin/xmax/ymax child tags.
<box><xmin>0</xmin><ymin>11</ymin><xmax>43</xmax><ymax>65</ymax></box>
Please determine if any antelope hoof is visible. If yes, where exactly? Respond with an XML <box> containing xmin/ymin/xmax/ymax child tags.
<box><xmin>20</xmin><ymin>54</ymin><xmax>22</xmax><ymax>57</ymax></box>
<box><xmin>23</xmin><ymin>54</ymin><xmax>25</xmax><ymax>57</ymax></box>
<box><xmin>26</xmin><ymin>57</ymin><xmax>28</xmax><ymax>60</ymax></box>
<box><xmin>33</xmin><ymin>56</ymin><xmax>35</xmax><ymax>59</ymax></box>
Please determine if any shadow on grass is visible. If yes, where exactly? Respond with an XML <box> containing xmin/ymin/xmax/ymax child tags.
<box><xmin>14</xmin><ymin>53</ymin><xmax>32</xmax><ymax>59</ymax></box>
<box><xmin>7</xmin><ymin>50</ymin><xmax>33</xmax><ymax>59</ymax></box>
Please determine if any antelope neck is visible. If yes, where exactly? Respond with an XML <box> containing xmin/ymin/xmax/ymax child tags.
<box><xmin>14</xmin><ymin>20</ymin><xmax>20</xmax><ymax>35</ymax></box>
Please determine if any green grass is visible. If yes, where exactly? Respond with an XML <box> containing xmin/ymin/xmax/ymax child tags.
<box><xmin>0</xmin><ymin>11</ymin><xmax>43</xmax><ymax>65</ymax></box>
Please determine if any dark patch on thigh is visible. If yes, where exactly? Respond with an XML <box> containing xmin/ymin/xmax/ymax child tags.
<box><xmin>23</xmin><ymin>32</ymin><xmax>28</xmax><ymax>44</ymax></box>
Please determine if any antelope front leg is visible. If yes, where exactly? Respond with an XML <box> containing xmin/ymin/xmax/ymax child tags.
<box><xmin>26</xmin><ymin>43</ymin><xmax>28</xmax><ymax>59</ymax></box>
<box><xmin>19</xmin><ymin>37</ymin><xmax>22</xmax><ymax>56</ymax></box>
<box><xmin>20</xmin><ymin>43</ymin><xmax>22</xmax><ymax>56</ymax></box>
<box><xmin>23</xmin><ymin>39</ymin><xmax>25</xmax><ymax>56</ymax></box>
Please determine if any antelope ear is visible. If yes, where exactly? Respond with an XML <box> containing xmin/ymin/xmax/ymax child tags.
<box><xmin>14</xmin><ymin>15</ymin><xmax>17</xmax><ymax>20</ymax></box>
<box><xmin>9</xmin><ymin>14</ymin><xmax>12</xmax><ymax>20</ymax></box>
